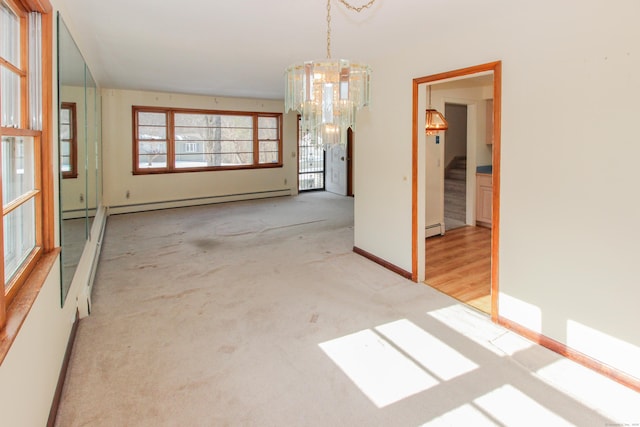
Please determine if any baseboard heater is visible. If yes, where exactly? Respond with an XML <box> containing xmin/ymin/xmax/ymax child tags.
<box><xmin>425</xmin><ymin>222</ymin><xmax>445</xmax><ymax>238</ymax></box>
<box><xmin>108</xmin><ymin>189</ymin><xmax>292</xmax><ymax>215</ymax></box>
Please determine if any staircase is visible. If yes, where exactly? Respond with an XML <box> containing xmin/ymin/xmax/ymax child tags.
<box><xmin>445</xmin><ymin>156</ymin><xmax>467</xmax><ymax>228</ymax></box>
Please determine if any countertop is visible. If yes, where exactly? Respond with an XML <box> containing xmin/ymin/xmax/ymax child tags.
<box><xmin>476</xmin><ymin>165</ymin><xmax>492</xmax><ymax>174</ymax></box>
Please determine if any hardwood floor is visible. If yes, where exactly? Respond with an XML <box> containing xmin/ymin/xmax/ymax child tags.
<box><xmin>425</xmin><ymin>225</ymin><xmax>491</xmax><ymax>314</ymax></box>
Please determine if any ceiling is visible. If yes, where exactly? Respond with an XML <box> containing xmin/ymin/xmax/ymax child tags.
<box><xmin>57</xmin><ymin>0</ymin><xmax>458</xmax><ymax>99</ymax></box>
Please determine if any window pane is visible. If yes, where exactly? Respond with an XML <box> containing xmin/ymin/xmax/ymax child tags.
<box><xmin>4</xmin><ymin>197</ymin><xmax>36</xmax><ymax>285</ymax></box>
<box><xmin>175</xmin><ymin>154</ymin><xmax>207</xmax><ymax>169</ymax></box>
<box><xmin>221</xmin><ymin>153</ymin><xmax>253</xmax><ymax>165</ymax></box>
<box><xmin>138</xmin><ymin>140</ymin><xmax>167</xmax><ymax>168</ymax></box>
<box><xmin>221</xmin><ymin>115</ymin><xmax>252</xmax><ymax>128</ymax></box>
<box><xmin>174</xmin><ymin>113</ymin><xmax>254</xmax><ymax>169</ymax></box>
<box><xmin>258</xmin><ymin>116</ymin><xmax>279</xmax><ymax>164</ymax></box>
<box><xmin>258</xmin><ymin>116</ymin><xmax>277</xmax><ymax>129</ymax></box>
<box><xmin>0</xmin><ymin>2</ymin><xmax>20</xmax><ymax>66</ymax></box>
<box><xmin>258</xmin><ymin>128</ymin><xmax>278</xmax><ymax>140</ymax></box>
<box><xmin>1</xmin><ymin>67</ymin><xmax>21</xmax><ymax>127</ymax></box>
<box><xmin>61</xmin><ymin>140</ymin><xmax>71</xmax><ymax>172</ymax></box>
<box><xmin>2</xmin><ymin>136</ymin><xmax>35</xmax><ymax>205</ymax></box>
<box><xmin>221</xmin><ymin>127</ymin><xmax>252</xmax><ymax>141</ymax></box>
<box><xmin>259</xmin><ymin>140</ymin><xmax>279</xmax><ymax>164</ymax></box>
<box><xmin>138</xmin><ymin>125</ymin><xmax>166</xmax><ymax>140</ymax></box>
<box><xmin>138</xmin><ymin>112</ymin><xmax>166</xmax><ymax>126</ymax></box>
<box><xmin>174</xmin><ymin>113</ymin><xmax>210</xmax><ymax>127</ymax></box>
<box><xmin>60</xmin><ymin>107</ymin><xmax>70</xmax><ymax>124</ymax></box>
<box><xmin>60</xmin><ymin>123</ymin><xmax>71</xmax><ymax>139</ymax></box>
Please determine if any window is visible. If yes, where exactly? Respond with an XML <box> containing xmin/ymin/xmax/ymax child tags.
<box><xmin>60</xmin><ymin>102</ymin><xmax>77</xmax><ymax>178</ymax></box>
<box><xmin>133</xmin><ymin>107</ymin><xmax>282</xmax><ymax>174</ymax></box>
<box><xmin>0</xmin><ymin>0</ymin><xmax>53</xmax><ymax>331</ymax></box>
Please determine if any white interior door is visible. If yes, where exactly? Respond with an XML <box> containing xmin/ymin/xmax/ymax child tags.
<box><xmin>325</xmin><ymin>144</ymin><xmax>347</xmax><ymax>195</ymax></box>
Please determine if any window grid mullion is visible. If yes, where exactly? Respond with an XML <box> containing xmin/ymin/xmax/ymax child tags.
<box><xmin>253</xmin><ymin>115</ymin><xmax>259</xmax><ymax>165</ymax></box>
<box><xmin>20</xmin><ymin>10</ymin><xmax>29</xmax><ymax>130</ymax></box>
<box><xmin>168</xmin><ymin>110</ymin><xmax>175</xmax><ymax>171</ymax></box>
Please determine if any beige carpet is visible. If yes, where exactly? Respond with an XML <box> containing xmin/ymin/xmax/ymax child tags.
<box><xmin>55</xmin><ymin>192</ymin><xmax>639</xmax><ymax>426</ymax></box>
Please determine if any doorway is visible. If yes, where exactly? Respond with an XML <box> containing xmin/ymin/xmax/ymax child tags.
<box><xmin>443</xmin><ymin>103</ymin><xmax>468</xmax><ymax>231</ymax></box>
<box><xmin>412</xmin><ymin>61</ymin><xmax>502</xmax><ymax>320</ymax></box>
<box><xmin>298</xmin><ymin>118</ymin><xmax>325</xmax><ymax>192</ymax></box>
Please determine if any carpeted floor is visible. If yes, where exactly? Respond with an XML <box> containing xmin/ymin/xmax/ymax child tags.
<box><xmin>55</xmin><ymin>192</ymin><xmax>639</xmax><ymax>426</ymax></box>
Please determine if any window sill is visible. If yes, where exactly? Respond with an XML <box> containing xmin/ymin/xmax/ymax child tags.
<box><xmin>0</xmin><ymin>248</ymin><xmax>60</xmax><ymax>365</ymax></box>
<box><xmin>132</xmin><ymin>162</ymin><xmax>283</xmax><ymax>175</ymax></box>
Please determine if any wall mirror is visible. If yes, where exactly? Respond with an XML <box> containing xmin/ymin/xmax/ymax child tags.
<box><xmin>58</xmin><ymin>14</ymin><xmax>102</xmax><ymax>305</ymax></box>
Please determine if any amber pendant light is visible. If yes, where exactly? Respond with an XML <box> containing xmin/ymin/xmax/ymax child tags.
<box><xmin>425</xmin><ymin>84</ymin><xmax>448</xmax><ymax>135</ymax></box>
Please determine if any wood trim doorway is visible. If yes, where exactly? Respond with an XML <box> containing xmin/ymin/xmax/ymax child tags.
<box><xmin>411</xmin><ymin>61</ymin><xmax>502</xmax><ymax>321</ymax></box>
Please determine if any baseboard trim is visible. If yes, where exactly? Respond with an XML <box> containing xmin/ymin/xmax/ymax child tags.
<box><xmin>497</xmin><ymin>316</ymin><xmax>640</xmax><ymax>393</ymax></box>
<box><xmin>47</xmin><ymin>309</ymin><xmax>80</xmax><ymax>427</ymax></box>
<box><xmin>353</xmin><ymin>246</ymin><xmax>412</xmax><ymax>280</ymax></box>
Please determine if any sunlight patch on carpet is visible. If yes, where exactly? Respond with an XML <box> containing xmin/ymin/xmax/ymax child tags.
<box><xmin>420</xmin><ymin>403</ymin><xmax>498</xmax><ymax>426</ymax></box>
<box><xmin>319</xmin><ymin>328</ymin><xmax>439</xmax><ymax>407</ymax></box>
<box><xmin>375</xmin><ymin>319</ymin><xmax>478</xmax><ymax>381</ymax></box>
<box><xmin>474</xmin><ymin>384</ymin><xmax>572</xmax><ymax>426</ymax></box>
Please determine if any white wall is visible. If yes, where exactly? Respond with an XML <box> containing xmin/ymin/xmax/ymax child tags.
<box><xmin>102</xmin><ymin>89</ymin><xmax>298</xmax><ymax>213</ymax></box>
<box><xmin>355</xmin><ymin>0</ymin><xmax>640</xmax><ymax>379</ymax></box>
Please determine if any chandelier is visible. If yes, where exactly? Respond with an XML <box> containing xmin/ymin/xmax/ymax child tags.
<box><xmin>285</xmin><ymin>0</ymin><xmax>375</xmax><ymax>149</ymax></box>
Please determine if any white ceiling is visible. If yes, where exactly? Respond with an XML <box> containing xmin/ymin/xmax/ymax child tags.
<box><xmin>57</xmin><ymin>0</ymin><xmax>458</xmax><ymax>99</ymax></box>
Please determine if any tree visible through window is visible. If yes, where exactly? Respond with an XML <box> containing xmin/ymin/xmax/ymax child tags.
<box><xmin>133</xmin><ymin>107</ymin><xmax>282</xmax><ymax>174</ymax></box>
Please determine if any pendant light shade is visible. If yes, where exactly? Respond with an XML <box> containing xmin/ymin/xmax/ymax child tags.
<box><xmin>425</xmin><ymin>85</ymin><xmax>448</xmax><ymax>135</ymax></box>
<box><xmin>425</xmin><ymin>108</ymin><xmax>448</xmax><ymax>135</ymax></box>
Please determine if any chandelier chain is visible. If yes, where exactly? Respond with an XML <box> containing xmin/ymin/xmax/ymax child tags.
<box><xmin>327</xmin><ymin>0</ymin><xmax>332</xmax><ymax>58</ymax></box>
<box><xmin>326</xmin><ymin>0</ymin><xmax>377</xmax><ymax>59</ymax></box>
<box><xmin>338</xmin><ymin>0</ymin><xmax>376</xmax><ymax>13</ymax></box>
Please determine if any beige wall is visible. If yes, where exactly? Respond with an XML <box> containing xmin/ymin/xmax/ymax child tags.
<box><xmin>102</xmin><ymin>89</ymin><xmax>299</xmax><ymax>213</ymax></box>
<box><xmin>355</xmin><ymin>0</ymin><xmax>640</xmax><ymax>379</ymax></box>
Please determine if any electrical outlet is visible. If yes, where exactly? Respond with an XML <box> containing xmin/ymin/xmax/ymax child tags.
<box><xmin>79</xmin><ymin>193</ymin><xmax>84</xmax><ymax>202</ymax></box>
<box><xmin>126</xmin><ymin>190</ymin><xmax>130</xmax><ymax>199</ymax></box>
<box><xmin>284</xmin><ymin>178</ymin><xmax>288</xmax><ymax>185</ymax></box>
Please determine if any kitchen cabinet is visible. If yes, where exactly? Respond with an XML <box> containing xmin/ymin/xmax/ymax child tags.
<box><xmin>486</xmin><ymin>99</ymin><xmax>494</xmax><ymax>145</ymax></box>
<box><xmin>476</xmin><ymin>173</ymin><xmax>492</xmax><ymax>228</ymax></box>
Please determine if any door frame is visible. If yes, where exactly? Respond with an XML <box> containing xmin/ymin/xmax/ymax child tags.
<box><xmin>411</xmin><ymin>61</ymin><xmax>502</xmax><ymax>321</ymax></box>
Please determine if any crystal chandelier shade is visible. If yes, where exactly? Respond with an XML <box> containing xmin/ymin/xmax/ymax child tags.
<box><xmin>285</xmin><ymin>59</ymin><xmax>371</xmax><ymax>148</ymax></box>
<box><xmin>284</xmin><ymin>0</ymin><xmax>375</xmax><ymax>149</ymax></box>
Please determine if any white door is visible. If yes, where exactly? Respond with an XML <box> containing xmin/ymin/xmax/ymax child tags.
<box><xmin>325</xmin><ymin>144</ymin><xmax>347</xmax><ymax>195</ymax></box>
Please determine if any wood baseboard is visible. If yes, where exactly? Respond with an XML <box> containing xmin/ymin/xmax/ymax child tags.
<box><xmin>353</xmin><ymin>246</ymin><xmax>412</xmax><ymax>280</ymax></box>
<box><xmin>47</xmin><ymin>309</ymin><xmax>80</xmax><ymax>427</ymax></box>
<box><xmin>497</xmin><ymin>316</ymin><xmax>640</xmax><ymax>393</ymax></box>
